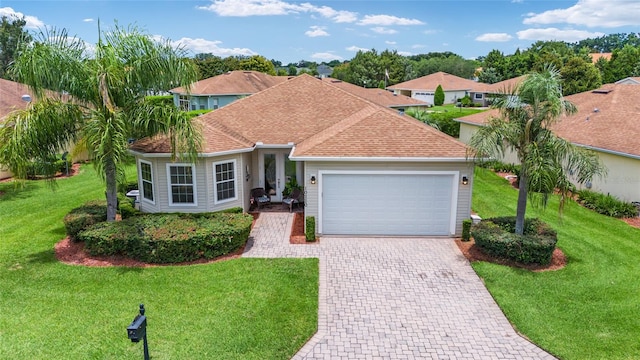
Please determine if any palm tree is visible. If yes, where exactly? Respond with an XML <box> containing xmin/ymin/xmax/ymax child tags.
<box><xmin>0</xmin><ymin>23</ymin><xmax>201</xmax><ymax>221</ymax></box>
<box><xmin>405</xmin><ymin>107</ymin><xmax>440</xmax><ymax>130</ymax></box>
<box><xmin>468</xmin><ymin>67</ymin><xmax>606</xmax><ymax>235</ymax></box>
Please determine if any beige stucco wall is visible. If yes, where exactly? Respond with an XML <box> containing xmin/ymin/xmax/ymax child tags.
<box><xmin>459</xmin><ymin>123</ymin><xmax>640</xmax><ymax>202</ymax></box>
<box><xmin>303</xmin><ymin>161</ymin><xmax>474</xmax><ymax>236</ymax></box>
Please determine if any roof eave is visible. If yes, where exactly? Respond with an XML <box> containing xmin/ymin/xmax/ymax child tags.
<box><xmin>289</xmin><ymin>155</ymin><xmax>471</xmax><ymax>162</ymax></box>
<box><xmin>129</xmin><ymin>147</ymin><xmax>255</xmax><ymax>158</ymax></box>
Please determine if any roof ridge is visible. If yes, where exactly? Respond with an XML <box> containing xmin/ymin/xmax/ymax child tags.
<box><xmin>295</xmin><ymin>104</ymin><xmax>380</xmax><ymax>154</ymax></box>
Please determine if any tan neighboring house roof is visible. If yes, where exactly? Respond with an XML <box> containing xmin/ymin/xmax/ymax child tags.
<box><xmin>320</xmin><ymin>78</ymin><xmax>429</xmax><ymax>108</ymax></box>
<box><xmin>456</xmin><ymin>83</ymin><xmax>640</xmax><ymax>158</ymax></box>
<box><xmin>170</xmin><ymin>70</ymin><xmax>290</xmax><ymax>95</ymax></box>
<box><xmin>482</xmin><ymin>75</ymin><xmax>528</xmax><ymax>94</ymax></box>
<box><xmin>132</xmin><ymin>74</ymin><xmax>468</xmax><ymax>160</ymax></box>
<box><xmin>615</xmin><ymin>77</ymin><xmax>640</xmax><ymax>85</ymax></box>
<box><xmin>590</xmin><ymin>53</ymin><xmax>612</xmax><ymax>63</ymax></box>
<box><xmin>387</xmin><ymin>71</ymin><xmax>480</xmax><ymax>91</ymax></box>
<box><xmin>0</xmin><ymin>78</ymin><xmax>33</xmax><ymax>119</ymax></box>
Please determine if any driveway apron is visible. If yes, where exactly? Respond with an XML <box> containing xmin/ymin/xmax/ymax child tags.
<box><xmin>243</xmin><ymin>212</ymin><xmax>556</xmax><ymax>360</ymax></box>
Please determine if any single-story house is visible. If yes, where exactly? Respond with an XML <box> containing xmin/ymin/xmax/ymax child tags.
<box><xmin>130</xmin><ymin>74</ymin><xmax>474</xmax><ymax>236</ymax></box>
<box><xmin>320</xmin><ymin>78</ymin><xmax>430</xmax><ymax>112</ymax></box>
<box><xmin>456</xmin><ymin>79</ymin><xmax>640</xmax><ymax>202</ymax></box>
<box><xmin>169</xmin><ymin>71</ymin><xmax>290</xmax><ymax>111</ymax></box>
<box><xmin>468</xmin><ymin>76</ymin><xmax>528</xmax><ymax>107</ymax></box>
<box><xmin>387</xmin><ymin>71</ymin><xmax>481</xmax><ymax>105</ymax></box>
<box><xmin>0</xmin><ymin>78</ymin><xmax>35</xmax><ymax>179</ymax></box>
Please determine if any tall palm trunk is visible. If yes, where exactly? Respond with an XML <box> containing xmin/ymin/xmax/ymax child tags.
<box><xmin>515</xmin><ymin>170</ymin><xmax>528</xmax><ymax>235</ymax></box>
<box><xmin>105</xmin><ymin>156</ymin><xmax>118</xmax><ymax>222</ymax></box>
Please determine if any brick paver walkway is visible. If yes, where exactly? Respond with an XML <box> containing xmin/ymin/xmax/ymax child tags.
<box><xmin>243</xmin><ymin>212</ymin><xmax>556</xmax><ymax>360</ymax></box>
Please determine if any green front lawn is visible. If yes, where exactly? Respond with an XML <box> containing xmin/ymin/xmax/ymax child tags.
<box><xmin>472</xmin><ymin>167</ymin><xmax>640</xmax><ymax>359</ymax></box>
<box><xmin>0</xmin><ymin>164</ymin><xmax>318</xmax><ymax>359</ymax></box>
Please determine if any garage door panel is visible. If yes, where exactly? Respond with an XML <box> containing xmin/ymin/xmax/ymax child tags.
<box><xmin>322</xmin><ymin>174</ymin><xmax>453</xmax><ymax>236</ymax></box>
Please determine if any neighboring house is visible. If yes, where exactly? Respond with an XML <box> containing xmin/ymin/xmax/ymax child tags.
<box><xmin>456</xmin><ymin>81</ymin><xmax>640</xmax><ymax>202</ymax></box>
<box><xmin>130</xmin><ymin>75</ymin><xmax>474</xmax><ymax>236</ymax></box>
<box><xmin>0</xmin><ymin>78</ymin><xmax>37</xmax><ymax>179</ymax></box>
<box><xmin>169</xmin><ymin>71</ymin><xmax>289</xmax><ymax>111</ymax></box>
<box><xmin>320</xmin><ymin>78</ymin><xmax>430</xmax><ymax>112</ymax></box>
<box><xmin>317</xmin><ymin>64</ymin><xmax>332</xmax><ymax>78</ymax></box>
<box><xmin>468</xmin><ymin>75</ymin><xmax>528</xmax><ymax>107</ymax></box>
<box><xmin>590</xmin><ymin>52</ymin><xmax>612</xmax><ymax>64</ymax></box>
<box><xmin>615</xmin><ymin>76</ymin><xmax>640</xmax><ymax>85</ymax></box>
<box><xmin>387</xmin><ymin>71</ymin><xmax>480</xmax><ymax>105</ymax></box>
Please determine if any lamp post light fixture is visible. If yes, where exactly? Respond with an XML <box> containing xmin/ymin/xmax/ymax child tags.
<box><xmin>127</xmin><ymin>304</ymin><xmax>150</xmax><ymax>360</ymax></box>
<box><xmin>461</xmin><ymin>175</ymin><xmax>469</xmax><ymax>185</ymax></box>
<box><xmin>310</xmin><ymin>175</ymin><xmax>316</xmax><ymax>185</ymax></box>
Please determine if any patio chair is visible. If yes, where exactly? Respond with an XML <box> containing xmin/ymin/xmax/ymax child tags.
<box><xmin>250</xmin><ymin>187</ymin><xmax>271</xmax><ymax>210</ymax></box>
<box><xmin>282</xmin><ymin>188</ymin><xmax>302</xmax><ymax>212</ymax></box>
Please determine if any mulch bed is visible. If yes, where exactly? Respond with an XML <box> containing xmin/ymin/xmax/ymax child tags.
<box><xmin>455</xmin><ymin>238</ymin><xmax>567</xmax><ymax>272</ymax></box>
<box><xmin>290</xmin><ymin>211</ymin><xmax>315</xmax><ymax>244</ymax></box>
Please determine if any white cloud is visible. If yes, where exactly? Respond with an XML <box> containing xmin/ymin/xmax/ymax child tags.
<box><xmin>357</xmin><ymin>14</ymin><xmax>424</xmax><ymax>26</ymax></box>
<box><xmin>0</xmin><ymin>7</ymin><xmax>45</xmax><ymax>29</ymax></box>
<box><xmin>310</xmin><ymin>52</ymin><xmax>343</xmax><ymax>61</ymax></box>
<box><xmin>385</xmin><ymin>40</ymin><xmax>397</xmax><ymax>45</ymax></box>
<box><xmin>423</xmin><ymin>29</ymin><xmax>439</xmax><ymax>35</ymax></box>
<box><xmin>155</xmin><ymin>35</ymin><xmax>256</xmax><ymax>57</ymax></box>
<box><xmin>517</xmin><ymin>27</ymin><xmax>605</xmax><ymax>41</ymax></box>
<box><xmin>523</xmin><ymin>0</ymin><xmax>640</xmax><ymax>28</ymax></box>
<box><xmin>305</xmin><ymin>26</ymin><xmax>329</xmax><ymax>37</ymax></box>
<box><xmin>198</xmin><ymin>0</ymin><xmax>358</xmax><ymax>23</ymax></box>
<box><xmin>83</xmin><ymin>18</ymin><xmax>94</xmax><ymax>23</ymax></box>
<box><xmin>475</xmin><ymin>33</ymin><xmax>513</xmax><ymax>42</ymax></box>
<box><xmin>346</xmin><ymin>45</ymin><xmax>369</xmax><ymax>52</ymax></box>
<box><xmin>371</xmin><ymin>27</ymin><xmax>397</xmax><ymax>35</ymax></box>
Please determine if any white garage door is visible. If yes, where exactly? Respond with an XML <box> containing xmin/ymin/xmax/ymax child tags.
<box><xmin>321</xmin><ymin>173</ymin><xmax>455</xmax><ymax>236</ymax></box>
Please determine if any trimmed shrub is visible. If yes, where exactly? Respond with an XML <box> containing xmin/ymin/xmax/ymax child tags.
<box><xmin>434</xmin><ymin>84</ymin><xmax>445</xmax><ymax>106</ymax></box>
<box><xmin>25</xmin><ymin>157</ymin><xmax>72</xmax><ymax>179</ymax></box>
<box><xmin>63</xmin><ymin>200</ymin><xmax>108</xmax><ymax>241</ymax></box>
<box><xmin>117</xmin><ymin>180</ymin><xmax>139</xmax><ymax>195</ymax></box>
<box><xmin>78</xmin><ymin>212</ymin><xmax>253</xmax><ymax>263</ymax></box>
<box><xmin>117</xmin><ymin>193</ymin><xmax>140</xmax><ymax>219</ymax></box>
<box><xmin>576</xmin><ymin>189</ymin><xmax>638</xmax><ymax>218</ymax></box>
<box><xmin>462</xmin><ymin>219</ymin><xmax>472</xmax><ymax>242</ymax></box>
<box><xmin>471</xmin><ymin>217</ymin><xmax>557</xmax><ymax>265</ymax></box>
<box><xmin>305</xmin><ymin>216</ymin><xmax>316</xmax><ymax>242</ymax></box>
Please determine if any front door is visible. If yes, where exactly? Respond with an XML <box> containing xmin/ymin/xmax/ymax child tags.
<box><xmin>260</xmin><ymin>150</ymin><xmax>299</xmax><ymax>203</ymax></box>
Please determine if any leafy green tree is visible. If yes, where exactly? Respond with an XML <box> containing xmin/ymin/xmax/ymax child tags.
<box><xmin>238</xmin><ymin>55</ymin><xmax>276</xmax><ymax>75</ymax></box>
<box><xmin>0</xmin><ymin>16</ymin><xmax>31</xmax><ymax>79</ymax></box>
<box><xmin>346</xmin><ymin>49</ymin><xmax>381</xmax><ymax>87</ymax></box>
<box><xmin>379</xmin><ymin>49</ymin><xmax>407</xmax><ymax>86</ymax></box>
<box><xmin>434</xmin><ymin>85</ymin><xmax>445</xmax><ymax>106</ymax></box>
<box><xmin>404</xmin><ymin>108</ymin><xmax>439</xmax><ymax>130</ymax></box>
<box><xmin>478</xmin><ymin>67</ymin><xmax>501</xmax><ymax>84</ymax></box>
<box><xmin>288</xmin><ymin>65</ymin><xmax>297</xmax><ymax>76</ymax></box>
<box><xmin>276</xmin><ymin>68</ymin><xmax>287</xmax><ymax>76</ymax></box>
<box><xmin>192</xmin><ymin>54</ymin><xmax>227</xmax><ymax>79</ymax></box>
<box><xmin>331</xmin><ymin>62</ymin><xmax>349</xmax><ymax>80</ymax></box>
<box><xmin>561</xmin><ymin>56</ymin><xmax>602</xmax><ymax>95</ymax></box>
<box><xmin>601</xmin><ymin>44</ymin><xmax>640</xmax><ymax>83</ymax></box>
<box><xmin>1</xmin><ymin>24</ymin><xmax>201</xmax><ymax>221</ymax></box>
<box><xmin>468</xmin><ymin>67</ymin><xmax>605</xmax><ymax>234</ymax></box>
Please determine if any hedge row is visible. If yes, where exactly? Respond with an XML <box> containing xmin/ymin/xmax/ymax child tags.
<box><xmin>471</xmin><ymin>217</ymin><xmax>557</xmax><ymax>265</ymax></box>
<box><xmin>77</xmin><ymin>212</ymin><xmax>253</xmax><ymax>263</ymax></box>
<box><xmin>63</xmin><ymin>200</ymin><xmax>108</xmax><ymax>241</ymax></box>
<box><xmin>575</xmin><ymin>189</ymin><xmax>638</xmax><ymax>218</ymax></box>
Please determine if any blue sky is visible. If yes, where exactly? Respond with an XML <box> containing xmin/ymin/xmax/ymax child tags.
<box><xmin>2</xmin><ymin>0</ymin><xmax>639</xmax><ymax>65</ymax></box>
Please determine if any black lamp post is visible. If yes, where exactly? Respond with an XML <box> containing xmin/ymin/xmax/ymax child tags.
<box><xmin>127</xmin><ymin>304</ymin><xmax>150</xmax><ymax>360</ymax></box>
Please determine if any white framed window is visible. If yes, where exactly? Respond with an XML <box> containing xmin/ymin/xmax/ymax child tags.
<box><xmin>166</xmin><ymin>164</ymin><xmax>197</xmax><ymax>206</ymax></box>
<box><xmin>139</xmin><ymin>160</ymin><xmax>155</xmax><ymax>203</ymax></box>
<box><xmin>178</xmin><ymin>95</ymin><xmax>190</xmax><ymax>111</ymax></box>
<box><xmin>474</xmin><ymin>93</ymin><xmax>483</xmax><ymax>100</ymax></box>
<box><xmin>214</xmin><ymin>159</ymin><xmax>237</xmax><ymax>204</ymax></box>
<box><xmin>212</xmin><ymin>98</ymin><xmax>219</xmax><ymax>110</ymax></box>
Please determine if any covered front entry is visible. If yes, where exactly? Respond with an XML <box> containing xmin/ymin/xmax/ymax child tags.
<box><xmin>320</xmin><ymin>172</ymin><xmax>458</xmax><ymax>236</ymax></box>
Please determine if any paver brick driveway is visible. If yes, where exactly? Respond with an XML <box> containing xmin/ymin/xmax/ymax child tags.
<box><xmin>243</xmin><ymin>213</ymin><xmax>556</xmax><ymax>360</ymax></box>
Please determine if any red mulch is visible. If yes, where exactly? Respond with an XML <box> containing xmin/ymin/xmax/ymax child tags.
<box><xmin>290</xmin><ymin>212</ymin><xmax>316</xmax><ymax>244</ymax></box>
<box><xmin>455</xmin><ymin>238</ymin><xmax>567</xmax><ymax>272</ymax></box>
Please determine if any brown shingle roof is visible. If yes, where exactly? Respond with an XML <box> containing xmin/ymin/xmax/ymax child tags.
<box><xmin>387</xmin><ymin>71</ymin><xmax>480</xmax><ymax>92</ymax></box>
<box><xmin>320</xmin><ymin>78</ymin><xmax>428</xmax><ymax>108</ymax></box>
<box><xmin>590</xmin><ymin>53</ymin><xmax>612</xmax><ymax>64</ymax></box>
<box><xmin>134</xmin><ymin>74</ymin><xmax>468</xmax><ymax>159</ymax></box>
<box><xmin>170</xmin><ymin>70</ymin><xmax>290</xmax><ymax>95</ymax></box>
<box><xmin>0</xmin><ymin>78</ymin><xmax>33</xmax><ymax>119</ymax></box>
<box><xmin>456</xmin><ymin>83</ymin><xmax>640</xmax><ymax>158</ymax></box>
